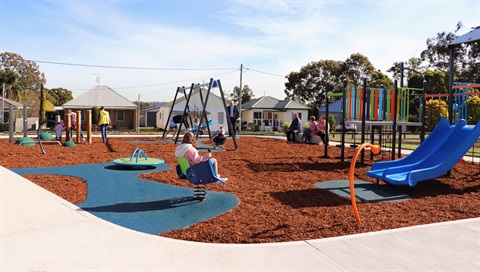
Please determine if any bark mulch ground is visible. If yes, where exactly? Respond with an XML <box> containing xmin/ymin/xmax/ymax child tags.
<box><xmin>2</xmin><ymin>136</ymin><xmax>479</xmax><ymax>244</ymax></box>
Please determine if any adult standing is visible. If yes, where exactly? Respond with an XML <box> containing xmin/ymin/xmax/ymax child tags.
<box><xmin>286</xmin><ymin>113</ymin><xmax>302</xmax><ymax>143</ymax></box>
<box><xmin>227</xmin><ymin>100</ymin><xmax>239</xmax><ymax>136</ymax></box>
<box><xmin>98</xmin><ymin>106</ymin><xmax>111</xmax><ymax>143</ymax></box>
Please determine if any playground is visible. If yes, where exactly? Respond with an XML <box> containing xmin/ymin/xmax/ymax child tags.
<box><xmin>2</xmin><ymin>134</ymin><xmax>479</xmax><ymax>244</ymax></box>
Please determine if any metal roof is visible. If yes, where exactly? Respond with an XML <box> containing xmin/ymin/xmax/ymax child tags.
<box><xmin>241</xmin><ymin>96</ymin><xmax>309</xmax><ymax>111</ymax></box>
<box><xmin>449</xmin><ymin>26</ymin><xmax>480</xmax><ymax>46</ymax></box>
<box><xmin>0</xmin><ymin>97</ymin><xmax>25</xmax><ymax>109</ymax></box>
<box><xmin>319</xmin><ymin>100</ymin><xmax>343</xmax><ymax>112</ymax></box>
<box><xmin>62</xmin><ymin>85</ymin><xmax>137</xmax><ymax>109</ymax></box>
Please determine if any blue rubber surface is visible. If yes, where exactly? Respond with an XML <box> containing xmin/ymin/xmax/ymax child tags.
<box><xmin>11</xmin><ymin>163</ymin><xmax>239</xmax><ymax>235</ymax></box>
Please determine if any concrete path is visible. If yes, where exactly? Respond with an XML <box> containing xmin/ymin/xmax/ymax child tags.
<box><xmin>2</xmin><ymin>166</ymin><xmax>479</xmax><ymax>271</ymax></box>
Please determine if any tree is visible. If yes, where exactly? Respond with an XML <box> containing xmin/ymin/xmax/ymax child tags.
<box><xmin>0</xmin><ymin>69</ymin><xmax>19</xmax><ymax>93</ymax></box>
<box><xmin>47</xmin><ymin>87</ymin><xmax>73</xmax><ymax>106</ymax></box>
<box><xmin>229</xmin><ymin>85</ymin><xmax>254</xmax><ymax>104</ymax></box>
<box><xmin>0</xmin><ymin>52</ymin><xmax>46</xmax><ymax>116</ymax></box>
<box><xmin>425</xmin><ymin>99</ymin><xmax>448</xmax><ymax>130</ymax></box>
<box><xmin>420</xmin><ymin>22</ymin><xmax>462</xmax><ymax>73</ymax></box>
<box><xmin>372</xmin><ymin>70</ymin><xmax>394</xmax><ymax>89</ymax></box>
<box><xmin>467</xmin><ymin>95</ymin><xmax>480</xmax><ymax>125</ymax></box>
<box><xmin>39</xmin><ymin>82</ymin><xmax>47</xmax><ymax>125</ymax></box>
<box><xmin>92</xmin><ymin>106</ymin><xmax>100</xmax><ymax>125</ymax></box>
<box><xmin>387</xmin><ymin>58</ymin><xmax>425</xmax><ymax>82</ymax></box>
<box><xmin>342</xmin><ymin>53</ymin><xmax>377</xmax><ymax>87</ymax></box>
<box><xmin>419</xmin><ymin>22</ymin><xmax>480</xmax><ymax>80</ymax></box>
<box><xmin>284</xmin><ymin>59</ymin><xmax>343</xmax><ymax>110</ymax></box>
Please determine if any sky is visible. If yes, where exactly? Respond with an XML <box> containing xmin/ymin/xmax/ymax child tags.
<box><xmin>1</xmin><ymin>0</ymin><xmax>479</xmax><ymax>104</ymax></box>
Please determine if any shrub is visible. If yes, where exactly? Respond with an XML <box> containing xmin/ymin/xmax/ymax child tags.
<box><xmin>0</xmin><ymin>122</ymin><xmax>8</xmax><ymax>132</ymax></box>
<box><xmin>282</xmin><ymin>122</ymin><xmax>290</xmax><ymax>133</ymax></box>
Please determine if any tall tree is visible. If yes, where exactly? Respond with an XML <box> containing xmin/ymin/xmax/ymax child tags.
<box><xmin>387</xmin><ymin>58</ymin><xmax>425</xmax><ymax>82</ymax></box>
<box><xmin>0</xmin><ymin>69</ymin><xmax>19</xmax><ymax>94</ymax></box>
<box><xmin>39</xmin><ymin>82</ymin><xmax>47</xmax><ymax>124</ymax></box>
<box><xmin>47</xmin><ymin>87</ymin><xmax>73</xmax><ymax>106</ymax></box>
<box><xmin>372</xmin><ymin>70</ymin><xmax>394</xmax><ymax>89</ymax></box>
<box><xmin>419</xmin><ymin>22</ymin><xmax>479</xmax><ymax>76</ymax></box>
<box><xmin>0</xmin><ymin>52</ymin><xmax>45</xmax><ymax>116</ymax></box>
<box><xmin>284</xmin><ymin>59</ymin><xmax>343</xmax><ymax>109</ymax></box>
<box><xmin>342</xmin><ymin>53</ymin><xmax>377</xmax><ymax>87</ymax></box>
<box><xmin>229</xmin><ymin>85</ymin><xmax>254</xmax><ymax>104</ymax></box>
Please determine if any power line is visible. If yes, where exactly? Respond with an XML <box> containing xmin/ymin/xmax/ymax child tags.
<box><xmin>125</xmin><ymin>70</ymin><xmax>240</xmax><ymax>96</ymax></box>
<box><xmin>31</xmin><ymin>60</ymin><xmax>238</xmax><ymax>71</ymax></box>
<box><xmin>245</xmin><ymin>68</ymin><xmax>285</xmax><ymax>78</ymax></box>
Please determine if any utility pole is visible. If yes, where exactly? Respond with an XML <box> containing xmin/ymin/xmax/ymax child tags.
<box><xmin>239</xmin><ymin>64</ymin><xmax>243</xmax><ymax>132</ymax></box>
<box><xmin>137</xmin><ymin>93</ymin><xmax>141</xmax><ymax>133</ymax></box>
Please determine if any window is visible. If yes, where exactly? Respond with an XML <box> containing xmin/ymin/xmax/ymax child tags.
<box><xmin>294</xmin><ymin>112</ymin><xmax>303</xmax><ymax>120</ymax></box>
<box><xmin>218</xmin><ymin>112</ymin><xmax>224</xmax><ymax>125</ymax></box>
<box><xmin>253</xmin><ymin>111</ymin><xmax>262</xmax><ymax>126</ymax></box>
<box><xmin>116</xmin><ymin>110</ymin><xmax>125</xmax><ymax>121</ymax></box>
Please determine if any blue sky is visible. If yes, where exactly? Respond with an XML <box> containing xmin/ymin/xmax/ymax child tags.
<box><xmin>1</xmin><ymin>0</ymin><xmax>479</xmax><ymax>103</ymax></box>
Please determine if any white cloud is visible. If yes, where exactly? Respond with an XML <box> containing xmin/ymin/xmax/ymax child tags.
<box><xmin>2</xmin><ymin>0</ymin><xmax>479</xmax><ymax>103</ymax></box>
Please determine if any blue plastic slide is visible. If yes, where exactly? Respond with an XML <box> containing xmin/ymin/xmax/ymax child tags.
<box><xmin>367</xmin><ymin>119</ymin><xmax>480</xmax><ymax>186</ymax></box>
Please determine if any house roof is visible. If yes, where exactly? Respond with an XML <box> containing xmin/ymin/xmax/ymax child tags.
<box><xmin>162</xmin><ymin>88</ymin><xmax>222</xmax><ymax>112</ymax></box>
<box><xmin>163</xmin><ymin>88</ymin><xmax>217</xmax><ymax>106</ymax></box>
<box><xmin>62</xmin><ymin>85</ymin><xmax>137</xmax><ymax>110</ymax></box>
<box><xmin>241</xmin><ymin>96</ymin><xmax>309</xmax><ymax>111</ymax></box>
<box><xmin>449</xmin><ymin>26</ymin><xmax>480</xmax><ymax>46</ymax></box>
<box><xmin>0</xmin><ymin>97</ymin><xmax>25</xmax><ymax>109</ymax></box>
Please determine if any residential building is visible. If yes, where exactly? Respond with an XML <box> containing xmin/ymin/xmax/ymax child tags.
<box><xmin>240</xmin><ymin>96</ymin><xmax>309</xmax><ymax>131</ymax></box>
<box><xmin>62</xmin><ymin>86</ymin><xmax>138</xmax><ymax>130</ymax></box>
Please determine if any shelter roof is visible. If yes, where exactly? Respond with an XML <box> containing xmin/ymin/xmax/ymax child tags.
<box><xmin>449</xmin><ymin>26</ymin><xmax>480</xmax><ymax>46</ymax></box>
<box><xmin>0</xmin><ymin>97</ymin><xmax>25</xmax><ymax>109</ymax></box>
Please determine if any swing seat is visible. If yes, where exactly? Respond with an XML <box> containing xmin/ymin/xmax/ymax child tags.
<box><xmin>201</xmin><ymin>120</ymin><xmax>213</xmax><ymax>129</ymax></box>
<box><xmin>188</xmin><ymin>120</ymin><xmax>213</xmax><ymax>134</ymax></box>
<box><xmin>176</xmin><ymin>157</ymin><xmax>226</xmax><ymax>199</ymax></box>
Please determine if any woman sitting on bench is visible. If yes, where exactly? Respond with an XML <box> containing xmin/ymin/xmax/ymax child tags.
<box><xmin>174</xmin><ymin>132</ymin><xmax>228</xmax><ymax>181</ymax></box>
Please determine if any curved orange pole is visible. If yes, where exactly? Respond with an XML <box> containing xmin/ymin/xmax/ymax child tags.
<box><xmin>349</xmin><ymin>143</ymin><xmax>381</xmax><ymax>224</ymax></box>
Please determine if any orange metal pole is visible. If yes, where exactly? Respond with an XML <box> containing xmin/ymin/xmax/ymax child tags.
<box><xmin>349</xmin><ymin>143</ymin><xmax>381</xmax><ymax>224</ymax></box>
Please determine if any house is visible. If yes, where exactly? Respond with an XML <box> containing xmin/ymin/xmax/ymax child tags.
<box><xmin>62</xmin><ymin>86</ymin><xmax>138</xmax><ymax>130</ymax></box>
<box><xmin>156</xmin><ymin>88</ymin><xmax>226</xmax><ymax>131</ymax></box>
<box><xmin>319</xmin><ymin>99</ymin><xmax>343</xmax><ymax>125</ymax></box>
<box><xmin>240</xmin><ymin>96</ymin><xmax>309</xmax><ymax>131</ymax></box>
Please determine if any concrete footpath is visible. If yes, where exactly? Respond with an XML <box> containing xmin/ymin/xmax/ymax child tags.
<box><xmin>1</xmin><ymin>165</ymin><xmax>479</xmax><ymax>271</ymax></box>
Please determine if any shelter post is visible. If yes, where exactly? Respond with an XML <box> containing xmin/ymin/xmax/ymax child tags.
<box><xmin>8</xmin><ymin>104</ymin><xmax>14</xmax><ymax>143</ymax></box>
<box><xmin>23</xmin><ymin>105</ymin><xmax>27</xmax><ymax>137</ymax></box>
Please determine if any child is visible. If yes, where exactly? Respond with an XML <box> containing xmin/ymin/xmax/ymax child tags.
<box><xmin>175</xmin><ymin>132</ymin><xmax>228</xmax><ymax>180</ymax></box>
<box><xmin>55</xmin><ymin>120</ymin><xmax>64</xmax><ymax>142</ymax></box>
<box><xmin>212</xmin><ymin>126</ymin><xmax>227</xmax><ymax>149</ymax></box>
<box><xmin>190</xmin><ymin>118</ymin><xmax>200</xmax><ymax>132</ymax></box>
